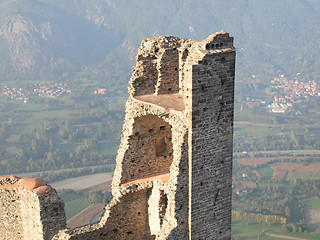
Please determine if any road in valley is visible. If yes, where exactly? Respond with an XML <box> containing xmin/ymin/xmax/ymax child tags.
<box><xmin>0</xmin><ymin>164</ymin><xmax>113</xmax><ymax>178</ymax></box>
<box><xmin>265</xmin><ymin>233</ymin><xmax>308</xmax><ymax>240</ymax></box>
<box><xmin>234</xmin><ymin>150</ymin><xmax>320</xmax><ymax>156</ymax></box>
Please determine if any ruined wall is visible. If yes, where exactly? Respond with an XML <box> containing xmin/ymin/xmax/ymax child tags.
<box><xmin>0</xmin><ymin>176</ymin><xmax>66</xmax><ymax>240</ymax></box>
<box><xmin>97</xmin><ymin>188</ymin><xmax>150</xmax><ymax>239</ymax></box>
<box><xmin>0</xmin><ymin>31</ymin><xmax>235</xmax><ymax>240</ymax></box>
<box><xmin>121</xmin><ymin>115</ymin><xmax>173</xmax><ymax>184</ymax></box>
<box><xmin>105</xmin><ymin>31</ymin><xmax>234</xmax><ymax>240</ymax></box>
<box><xmin>130</xmin><ymin>36</ymin><xmax>181</xmax><ymax>97</ymax></box>
<box><xmin>155</xmin><ymin>48</ymin><xmax>179</xmax><ymax>95</ymax></box>
<box><xmin>0</xmin><ymin>176</ymin><xmax>22</xmax><ymax>239</ymax></box>
<box><xmin>64</xmin><ymin>187</ymin><xmax>151</xmax><ymax>240</ymax></box>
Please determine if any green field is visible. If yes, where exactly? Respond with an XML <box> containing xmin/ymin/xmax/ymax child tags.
<box><xmin>232</xmin><ymin>221</ymin><xmax>270</xmax><ymax>239</ymax></box>
<box><xmin>302</xmin><ymin>198</ymin><xmax>320</xmax><ymax>208</ymax></box>
<box><xmin>234</xmin><ymin>122</ymin><xmax>281</xmax><ymax>137</ymax></box>
<box><xmin>286</xmin><ymin>172</ymin><xmax>320</xmax><ymax>181</ymax></box>
<box><xmin>260</xmin><ymin>166</ymin><xmax>274</xmax><ymax>180</ymax></box>
<box><xmin>0</xmin><ymin>86</ymin><xmax>125</xmax><ymax>175</ymax></box>
<box><xmin>258</xmin><ymin>182</ymin><xmax>281</xmax><ymax>188</ymax></box>
<box><xmin>232</xmin><ymin>220</ymin><xmax>320</xmax><ymax>240</ymax></box>
<box><xmin>60</xmin><ymin>193</ymin><xmax>91</xmax><ymax>220</ymax></box>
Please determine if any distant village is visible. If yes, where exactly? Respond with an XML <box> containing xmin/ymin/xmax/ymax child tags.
<box><xmin>267</xmin><ymin>74</ymin><xmax>320</xmax><ymax>113</ymax></box>
<box><xmin>0</xmin><ymin>83</ymin><xmax>71</xmax><ymax>103</ymax></box>
<box><xmin>245</xmin><ymin>74</ymin><xmax>320</xmax><ymax>114</ymax></box>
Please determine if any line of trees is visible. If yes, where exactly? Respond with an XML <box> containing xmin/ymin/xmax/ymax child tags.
<box><xmin>232</xmin><ymin>211</ymin><xmax>287</xmax><ymax>225</ymax></box>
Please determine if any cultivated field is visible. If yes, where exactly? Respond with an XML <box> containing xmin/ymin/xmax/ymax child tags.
<box><xmin>270</xmin><ymin>162</ymin><xmax>320</xmax><ymax>172</ymax></box>
<box><xmin>272</xmin><ymin>170</ymin><xmax>287</xmax><ymax>180</ymax></box>
<box><xmin>67</xmin><ymin>203</ymin><xmax>106</xmax><ymax>229</ymax></box>
<box><xmin>51</xmin><ymin>172</ymin><xmax>113</xmax><ymax>191</ymax></box>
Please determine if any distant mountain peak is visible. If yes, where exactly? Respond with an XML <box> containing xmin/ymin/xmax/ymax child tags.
<box><xmin>0</xmin><ymin>2</ymin><xmax>124</xmax><ymax>80</ymax></box>
<box><xmin>0</xmin><ymin>14</ymin><xmax>61</xmax><ymax>74</ymax></box>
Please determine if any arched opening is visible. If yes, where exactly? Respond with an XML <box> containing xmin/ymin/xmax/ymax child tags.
<box><xmin>121</xmin><ymin>115</ymin><xmax>173</xmax><ymax>185</ymax></box>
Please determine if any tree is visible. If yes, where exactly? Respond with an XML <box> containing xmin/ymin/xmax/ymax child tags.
<box><xmin>47</xmin><ymin>152</ymin><xmax>54</xmax><ymax>162</ymax></box>
<box><xmin>290</xmin><ymin>130</ymin><xmax>299</xmax><ymax>146</ymax></box>
<box><xmin>282</xmin><ymin>224</ymin><xmax>290</xmax><ymax>233</ymax></box>
<box><xmin>291</xmin><ymin>223</ymin><xmax>297</xmax><ymax>232</ymax></box>
<box><xmin>88</xmin><ymin>191</ymin><xmax>103</xmax><ymax>203</ymax></box>
<box><xmin>103</xmin><ymin>191</ymin><xmax>112</xmax><ymax>203</ymax></box>
<box><xmin>285</xmin><ymin>206</ymin><xmax>291</xmax><ymax>219</ymax></box>
<box><xmin>31</xmin><ymin>139</ymin><xmax>37</xmax><ymax>152</ymax></box>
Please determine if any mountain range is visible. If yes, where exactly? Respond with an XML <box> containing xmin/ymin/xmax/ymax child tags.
<box><xmin>0</xmin><ymin>0</ymin><xmax>319</xmax><ymax>89</ymax></box>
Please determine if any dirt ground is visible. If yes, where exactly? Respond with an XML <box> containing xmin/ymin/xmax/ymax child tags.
<box><xmin>271</xmin><ymin>162</ymin><xmax>320</xmax><ymax>172</ymax></box>
<box><xmin>238</xmin><ymin>181</ymin><xmax>257</xmax><ymax>188</ymax></box>
<box><xmin>272</xmin><ymin>170</ymin><xmax>287</xmax><ymax>180</ymax></box>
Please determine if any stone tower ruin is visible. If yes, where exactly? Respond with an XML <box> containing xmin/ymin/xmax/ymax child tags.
<box><xmin>109</xmin><ymin>30</ymin><xmax>236</xmax><ymax>239</ymax></box>
<box><xmin>0</xmin><ymin>31</ymin><xmax>235</xmax><ymax>239</ymax></box>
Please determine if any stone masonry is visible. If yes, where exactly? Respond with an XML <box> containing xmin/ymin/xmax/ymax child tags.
<box><xmin>0</xmin><ymin>31</ymin><xmax>235</xmax><ymax>239</ymax></box>
<box><xmin>0</xmin><ymin>176</ymin><xmax>66</xmax><ymax>240</ymax></box>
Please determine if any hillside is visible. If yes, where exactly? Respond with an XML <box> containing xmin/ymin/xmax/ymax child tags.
<box><xmin>0</xmin><ymin>0</ymin><xmax>123</xmax><ymax>80</ymax></box>
<box><xmin>0</xmin><ymin>0</ymin><xmax>319</xmax><ymax>89</ymax></box>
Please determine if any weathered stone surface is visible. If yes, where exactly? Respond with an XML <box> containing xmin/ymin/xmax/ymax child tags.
<box><xmin>0</xmin><ymin>176</ymin><xmax>66</xmax><ymax>240</ymax></box>
<box><xmin>65</xmin><ymin>31</ymin><xmax>235</xmax><ymax>240</ymax></box>
<box><xmin>0</xmin><ymin>30</ymin><xmax>235</xmax><ymax>239</ymax></box>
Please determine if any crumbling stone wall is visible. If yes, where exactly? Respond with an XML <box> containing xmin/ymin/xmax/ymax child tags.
<box><xmin>130</xmin><ymin>36</ymin><xmax>181</xmax><ymax>97</ymax></box>
<box><xmin>63</xmin><ymin>187</ymin><xmax>151</xmax><ymax>240</ymax></box>
<box><xmin>0</xmin><ymin>31</ymin><xmax>235</xmax><ymax>240</ymax></box>
<box><xmin>116</xmin><ymin>31</ymin><xmax>235</xmax><ymax>240</ymax></box>
<box><xmin>59</xmin><ymin>31</ymin><xmax>235</xmax><ymax>240</ymax></box>
<box><xmin>155</xmin><ymin>47</ymin><xmax>179</xmax><ymax>95</ymax></box>
<box><xmin>0</xmin><ymin>176</ymin><xmax>66</xmax><ymax>240</ymax></box>
<box><xmin>0</xmin><ymin>176</ymin><xmax>22</xmax><ymax>240</ymax></box>
<box><xmin>121</xmin><ymin>114</ymin><xmax>173</xmax><ymax>184</ymax></box>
